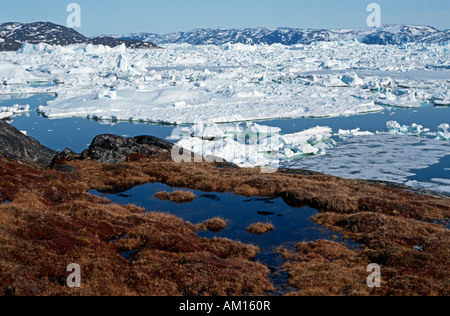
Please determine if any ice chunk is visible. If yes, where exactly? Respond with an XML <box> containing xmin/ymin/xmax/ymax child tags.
<box><xmin>340</xmin><ymin>73</ymin><xmax>364</xmax><ymax>87</ymax></box>
<box><xmin>175</xmin><ymin>124</ymin><xmax>334</xmax><ymax>168</ymax></box>
<box><xmin>0</xmin><ymin>104</ymin><xmax>30</xmax><ymax>119</ymax></box>
<box><xmin>385</xmin><ymin>121</ymin><xmax>430</xmax><ymax>136</ymax></box>
<box><xmin>378</xmin><ymin>89</ymin><xmax>422</xmax><ymax>108</ymax></box>
<box><xmin>0</xmin><ymin>62</ymin><xmax>40</xmax><ymax>84</ymax></box>
<box><xmin>337</xmin><ymin>128</ymin><xmax>374</xmax><ymax>137</ymax></box>
<box><xmin>96</xmin><ymin>90</ymin><xmax>118</xmax><ymax>100</ymax></box>
<box><xmin>437</xmin><ymin>123</ymin><xmax>450</xmax><ymax>140</ymax></box>
<box><xmin>18</xmin><ymin>42</ymin><xmax>53</xmax><ymax>54</ymax></box>
<box><xmin>172</xmin><ymin>101</ymin><xmax>187</xmax><ymax>108</ymax></box>
<box><xmin>280</xmin><ymin>126</ymin><xmax>332</xmax><ymax>146</ymax></box>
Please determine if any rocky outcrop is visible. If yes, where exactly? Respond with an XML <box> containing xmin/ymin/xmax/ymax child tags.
<box><xmin>0</xmin><ymin>120</ymin><xmax>56</xmax><ymax>167</ymax></box>
<box><xmin>81</xmin><ymin>134</ymin><xmax>174</xmax><ymax>164</ymax></box>
<box><xmin>88</xmin><ymin>37</ymin><xmax>160</xmax><ymax>49</ymax></box>
<box><xmin>0</xmin><ymin>37</ymin><xmax>22</xmax><ymax>51</ymax></box>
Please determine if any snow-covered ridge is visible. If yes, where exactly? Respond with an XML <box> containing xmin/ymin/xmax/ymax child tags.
<box><xmin>117</xmin><ymin>25</ymin><xmax>450</xmax><ymax>46</ymax></box>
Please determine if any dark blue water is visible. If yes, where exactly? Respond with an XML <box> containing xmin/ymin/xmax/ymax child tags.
<box><xmin>258</xmin><ymin>104</ymin><xmax>450</xmax><ymax>135</ymax></box>
<box><xmin>410</xmin><ymin>155</ymin><xmax>450</xmax><ymax>182</ymax></box>
<box><xmin>92</xmin><ymin>182</ymin><xmax>346</xmax><ymax>250</ymax></box>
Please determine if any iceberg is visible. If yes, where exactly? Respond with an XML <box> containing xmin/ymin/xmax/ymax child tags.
<box><xmin>437</xmin><ymin>123</ymin><xmax>450</xmax><ymax>140</ymax></box>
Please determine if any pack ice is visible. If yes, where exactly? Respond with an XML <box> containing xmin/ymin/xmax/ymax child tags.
<box><xmin>173</xmin><ymin>121</ymin><xmax>449</xmax><ymax>176</ymax></box>
<box><xmin>0</xmin><ymin>41</ymin><xmax>448</xmax><ymax>123</ymax></box>
<box><xmin>173</xmin><ymin>122</ymin><xmax>334</xmax><ymax>168</ymax></box>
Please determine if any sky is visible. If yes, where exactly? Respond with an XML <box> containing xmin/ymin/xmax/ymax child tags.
<box><xmin>1</xmin><ymin>0</ymin><xmax>449</xmax><ymax>36</ymax></box>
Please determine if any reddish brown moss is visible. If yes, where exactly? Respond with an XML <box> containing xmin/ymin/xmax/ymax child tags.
<box><xmin>281</xmin><ymin>241</ymin><xmax>372</xmax><ymax>296</ymax></box>
<box><xmin>0</xmin><ymin>158</ymin><xmax>272</xmax><ymax>296</ymax></box>
<box><xmin>154</xmin><ymin>191</ymin><xmax>197</xmax><ymax>203</ymax></box>
<box><xmin>1</xmin><ymin>153</ymin><xmax>449</xmax><ymax>296</ymax></box>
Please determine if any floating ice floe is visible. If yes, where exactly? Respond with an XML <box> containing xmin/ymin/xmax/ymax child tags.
<box><xmin>377</xmin><ymin>88</ymin><xmax>423</xmax><ymax>108</ymax></box>
<box><xmin>39</xmin><ymin>86</ymin><xmax>383</xmax><ymax>124</ymax></box>
<box><xmin>0</xmin><ymin>104</ymin><xmax>30</xmax><ymax>119</ymax></box>
<box><xmin>433</xmin><ymin>90</ymin><xmax>450</xmax><ymax>106</ymax></box>
<box><xmin>382</xmin><ymin>121</ymin><xmax>450</xmax><ymax>140</ymax></box>
<box><xmin>337</xmin><ymin>128</ymin><xmax>374</xmax><ymax>137</ymax></box>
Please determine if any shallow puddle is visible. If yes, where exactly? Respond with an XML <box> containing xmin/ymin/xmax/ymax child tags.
<box><xmin>92</xmin><ymin>182</ymin><xmax>356</xmax><ymax>294</ymax></box>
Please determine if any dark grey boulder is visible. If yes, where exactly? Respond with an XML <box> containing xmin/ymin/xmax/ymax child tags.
<box><xmin>82</xmin><ymin>134</ymin><xmax>166</xmax><ymax>164</ymax></box>
<box><xmin>0</xmin><ymin>119</ymin><xmax>56</xmax><ymax>167</ymax></box>
<box><xmin>134</xmin><ymin>135</ymin><xmax>173</xmax><ymax>152</ymax></box>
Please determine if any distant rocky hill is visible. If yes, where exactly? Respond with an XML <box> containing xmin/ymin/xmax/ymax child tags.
<box><xmin>3</xmin><ymin>23</ymin><xmax>447</xmax><ymax>51</ymax></box>
<box><xmin>0</xmin><ymin>22</ymin><xmax>159</xmax><ymax>51</ymax></box>
<box><xmin>118</xmin><ymin>25</ymin><xmax>450</xmax><ymax>46</ymax></box>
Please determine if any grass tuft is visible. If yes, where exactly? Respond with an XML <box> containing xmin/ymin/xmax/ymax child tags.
<box><xmin>155</xmin><ymin>191</ymin><xmax>197</xmax><ymax>203</ymax></box>
<box><xmin>246</xmin><ymin>222</ymin><xmax>274</xmax><ymax>235</ymax></box>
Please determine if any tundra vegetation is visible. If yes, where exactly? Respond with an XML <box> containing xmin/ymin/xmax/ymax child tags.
<box><xmin>0</xmin><ymin>140</ymin><xmax>449</xmax><ymax>296</ymax></box>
